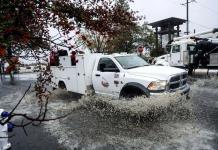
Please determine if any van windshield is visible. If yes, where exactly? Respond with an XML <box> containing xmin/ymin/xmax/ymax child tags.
<box><xmin>115</xmin><ymin>55</ymin><xmax>149</xmax><ymax>69</ymax></box>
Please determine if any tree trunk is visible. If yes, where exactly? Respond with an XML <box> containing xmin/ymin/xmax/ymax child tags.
<box><xmin>10</xmin><ymin>72</ymin><xmax>15</xmax><ymax>85</ymax></box>
<box><xmin>0</xmin><ymin>61</ymin><xmax>3</xmax><ymax>85</ymax></box>
<box><xmin>0</xmin><ymin>75</ymin><xmax>2</xmax><ymax>85</ymax></box>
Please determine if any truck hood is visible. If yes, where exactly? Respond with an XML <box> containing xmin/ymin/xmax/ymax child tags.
<box><xmin>126</xmin><ymin>66</ymin><xmax>186</xmax><ymax>80</ymax></box>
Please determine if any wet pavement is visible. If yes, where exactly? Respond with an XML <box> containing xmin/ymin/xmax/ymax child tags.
<box><xmin>10</xmin><ymin>125</ymin><xmax>65</xmax><ymax>150</ymax></box>
<box><xmin>0</xmin><ymin>77</ymin><xmax>66</xmax><ymax>150</ymax></box>
<box><xmin>0</xmin><ymin>72</ymin><xmax>218</xmax><ymax>150</ymax></box>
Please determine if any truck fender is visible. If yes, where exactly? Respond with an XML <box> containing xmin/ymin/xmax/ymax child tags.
<box><xmin>120</xmin><ymin>82</ymin><xmax>150</xmax><ymax>98</ymax></box>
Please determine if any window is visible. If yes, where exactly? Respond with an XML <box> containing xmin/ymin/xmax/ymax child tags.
<box><xmin>115</xmin><ymin>55</ymin><xmax>149</xmax><ymax>69</ymax></box>
<box><xmin>172</xmin><ymin>45</ymin><xmax>180</xmax><ymax>53</ymax></box>
<box><xmin>97</xmin><ymin>58</ymin><xmax>119</xmax><ymax>72</ymax></box>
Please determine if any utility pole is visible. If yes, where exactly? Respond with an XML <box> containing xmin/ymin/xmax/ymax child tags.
<box><xmin>181</xmin><ymin>0</ymin><xmax>196</xmax><ymax>35</ymax></box>
<box><xmin>186</xmin><ymin>0</ymin><xmax>189</xmax><ymax>35</ymax></box>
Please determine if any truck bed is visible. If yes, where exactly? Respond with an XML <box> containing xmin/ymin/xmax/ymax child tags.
<box><xmin>51</xmin><ymin>53</ymin><xmax>102</xmax><ymax>95</ymax></box>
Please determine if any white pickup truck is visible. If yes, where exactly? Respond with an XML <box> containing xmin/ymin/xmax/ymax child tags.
<box><xmin>51</xmin><ymin>53</ymin><xmax>190</xmax><ymax>98</ymax></box>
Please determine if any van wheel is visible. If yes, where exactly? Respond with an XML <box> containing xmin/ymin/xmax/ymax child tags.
<box><xmin>58</xmin><ymin>81</ymin><xmax>66</xmax><ymax>89</ymax></box>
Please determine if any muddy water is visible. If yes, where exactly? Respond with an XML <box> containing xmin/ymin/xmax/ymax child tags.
<box><xmin>1</xmin><ymin>76</ymin><xmax>218</xmax><ymax>150</ymax></box>
<box><xmin>42</xmin><ymin>77</ymin><xmax>218</xmax><ymax>150</ymax></box>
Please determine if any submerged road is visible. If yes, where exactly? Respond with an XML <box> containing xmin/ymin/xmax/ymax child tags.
<box><xmin>0</xmin><ymin>73</ymin><xmax>217</xmax><ymax>150</ymax></box>
<box><xmin>0</xmin><ymin>78</ymin><xmax>66</xmax><ymax>150</ymax></box>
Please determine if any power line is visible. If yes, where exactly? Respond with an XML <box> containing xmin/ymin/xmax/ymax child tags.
<box><xmin>189</xmin><ymin>5</ymin><xmax>218</xmax><ymax>21</ymax></box>
<box><xmin>181</xmin><ymin>0</ymin><xmax>196</xmax><ymax>6</ymax></box>
<box><xmin>163</xmin><ymin>0</ymin><xmax>217</xmax><ymax>33</ymax></box>
<box><xmin>193</xmin><ymin>1</ymin><xmax>218</xmax><ymax>21</ymax></box>
<box><xmin>189</xmin><ymin>21</ymin><xmax>211</xmax><ymax>30</ymax></box>
<box><xmin>195</xmin><ymin>1</ymin><xmax>218</xmax><ymax>15</ymax></box>
<box><xmin>168</xmin><ymin>0</ymin><xmax>180</xmax><ymax>6</ymax></box>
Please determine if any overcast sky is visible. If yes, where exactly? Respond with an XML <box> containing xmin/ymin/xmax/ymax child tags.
<box><xmin>130</xmin><ymin>0</ymin><xmax>218</xmax><ymax>34</ymax></box>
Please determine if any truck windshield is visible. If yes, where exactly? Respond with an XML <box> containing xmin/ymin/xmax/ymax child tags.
<box><xmin>115</xmin><ymin>55</ymin><xmax>149</xmax><ymax>69</ymax></box>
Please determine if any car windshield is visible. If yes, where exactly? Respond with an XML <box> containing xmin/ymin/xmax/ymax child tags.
<box><xmin>115</xmin><ymin>55</ymin><xmax>149</xmax><ymax>69</ymax></box>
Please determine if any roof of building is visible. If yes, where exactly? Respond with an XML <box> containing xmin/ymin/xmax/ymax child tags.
<box><xmin>149</xmin><ymin>17</ymin><xmax>186</xmax><ymax>28</ymax></box>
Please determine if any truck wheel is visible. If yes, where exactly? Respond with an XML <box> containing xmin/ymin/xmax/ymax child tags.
<box><xmin>120</xmin><ymin>86</ymin><xmax>146</xmax><ymax>99</ymax></box>
<box><xmin>58</xmin><ymin>81</ymin><xmax>66</xmax><ymax>89</ymax></box>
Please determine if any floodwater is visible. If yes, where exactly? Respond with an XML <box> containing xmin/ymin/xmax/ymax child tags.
<box><xmin>0</xmin><ymin>72</ymin><xmax>218</xmax><ymax>150</ymax></box>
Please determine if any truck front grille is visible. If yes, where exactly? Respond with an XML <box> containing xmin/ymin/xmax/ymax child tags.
<box><xmin>168</xmin><ymin>73</ymin><xmax>187</xmax><ymax>90</ymax></box>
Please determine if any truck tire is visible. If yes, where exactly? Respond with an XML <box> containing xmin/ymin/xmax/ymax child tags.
<box><xmin>120</xmin><ymin>83</ymin><xmax>150</xmax><ymax>99</ymax></box>
<box><xmin>58</xmin><ymin>81</ymin><xmax>66</xmax><ymax>89</ymax></box>
<box><xmin>120</xmin><ymin>87</ymin><xmax>144</xmax><ymax>98</ymax></box>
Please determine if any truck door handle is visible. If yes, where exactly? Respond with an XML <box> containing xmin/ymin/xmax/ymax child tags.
<box><xmin>95</xmin><ymin>74</ymin><xmax>100</xmax><ymax>77</ymax></box>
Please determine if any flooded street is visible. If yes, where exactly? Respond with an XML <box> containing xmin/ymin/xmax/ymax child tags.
<box><xmin>0</xmin><ymin>73</ymin><xmax>218</xmax><ymax>150</ymax></box>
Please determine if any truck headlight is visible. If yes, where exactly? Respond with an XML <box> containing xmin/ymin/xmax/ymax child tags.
<box><xmin>148</xmin><ymin>80</ymin><xmax>167</xmax><ymax>91</ymax></box>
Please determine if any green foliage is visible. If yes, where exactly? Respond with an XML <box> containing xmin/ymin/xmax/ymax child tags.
<box><xmin>134</xmin><ymin>23</ymin><xmax>156</xmax><ymax>48</ymax></box>
<box><xmin>105</xmin><ymin>22</ymin><xmax>156</xmax><ymax>54</ymax></box>
<box><xmin>84</xmin><ymin>21</ymin><xmax>156</xmax><ymax>54</ymax></box>
<box><xmin>80</xmin><ymin>0</ymin><xmax>140</xmax><ymax>53</ymax></box>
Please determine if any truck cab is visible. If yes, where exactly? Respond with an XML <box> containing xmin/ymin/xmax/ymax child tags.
<box><xmin>168</xmin><ymin>39</ymin><xmax>196</xmax><ymax>67</ymax></box>
<box><xmin>155</xmin><ymin>28</ymin><xmax>218</xmax><ymax>74</ymax></box>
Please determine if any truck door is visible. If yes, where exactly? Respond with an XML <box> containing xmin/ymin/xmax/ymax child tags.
<box><xmin>92</xmin><ymin>57</ymin><xmax>121</xmax><ymax>97</ymax></box>
<box><xmin>170</xmin><ymin>45</ymin><xmax>182</xmax><ymax>66</ymax></box>
<box><xmin>76</xmin><ymin>55</ymin><xmax>86</xmax><ymax>94</ymax></box>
